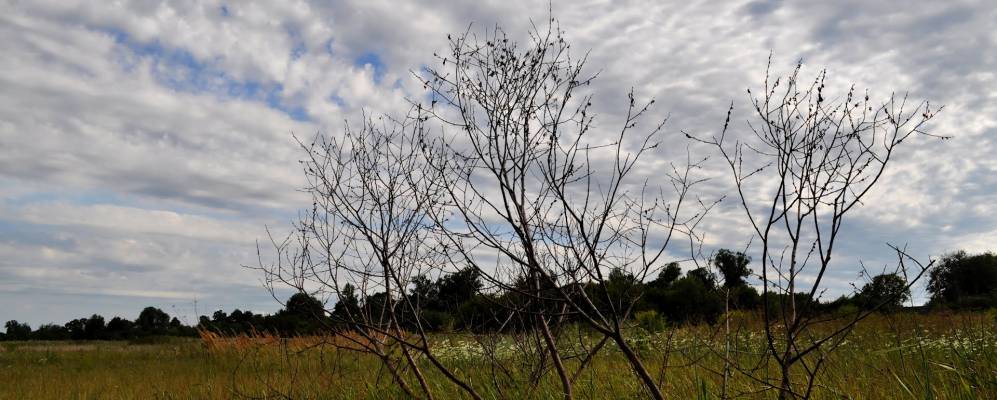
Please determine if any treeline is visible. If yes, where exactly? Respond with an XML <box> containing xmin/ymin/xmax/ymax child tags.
<box><xmin>3</xmin><ymin>306</ymin><xmax>195</xmax><ymax>341</ymax></box>
<box><xmin>4</xmin><ymin>249</ymin><xmax>995</xmax><ymax>341</ymax></box>
<box><xmin>0</xmin><ymin>293</ymin><xmax>337</xmax><ymax>341</ymax></box>
<box><xmin>327</xmin><ymin>248</ymin><xmax>997</xmax><ymax>333</ymax></box>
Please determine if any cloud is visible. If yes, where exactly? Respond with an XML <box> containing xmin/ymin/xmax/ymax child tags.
<box><xmin>0</xmin><ymin>0</ymin><xmax>994</xmax><ymax>324</ymax></box>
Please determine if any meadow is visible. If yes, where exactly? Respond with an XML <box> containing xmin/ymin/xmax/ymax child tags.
<box><xmin>1</xmin><ymin>312</ymin><xmax>994</xmax><ymax>399</ymax></box>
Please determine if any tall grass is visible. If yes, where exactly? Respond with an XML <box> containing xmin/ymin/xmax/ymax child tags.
<box><xmin>1</xmin><ymin>312</ymin><xmax>993</xmax><ymax>399</ymax></box>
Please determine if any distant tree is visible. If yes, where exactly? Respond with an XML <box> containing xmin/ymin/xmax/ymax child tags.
<box><xmin>714</xmin><ymin>249</ymin><xmax>751</xmax><ymax>288</ymax></box>
<box><xmin>227</xmin><ymin>309</ymin><xmax>258</xmax><ymax>333</ymax></box>
<box><xmin>65</xmin><ymin>318</ymin><xmax>87</xmax><ymax>340</ymax></box>
<box><xmin>268</xmin><ymin>293</ymin><xmax>329</xmax><ymax>336</ymax></box>
<box><xmin>409</xmin><ymin>275</ymin><xmax>439</xmax><ymax>308</ymax></box>
<box><xmin>651</xmin><ymin>262</ymin><xmax>682</xmax><ymax>288</ymax></box>
<box><xmin>606</xmin><ymin>268</ymin><xmax>644</xmax><ymax>312</ymax></box>
<box><xmin>285</xmin><ymin>292</ymin><xmax>325</xmax><ymax>318</ymax></box>
<box><xmin>401</xmin><ymin>268</ymin><xmax>491</xmax><ymax>331</ymax></box>
<box><xmin>657</xmin><ymin>275</ymin><xmax>723</xmax><ymax>324</ymax></box>
<box><xmin>33</xmin><ymin>324</ymin><xmax>69</xmax><ymax>340</ymax></box>
<box><xmin>4</xmin><ymin>320</ymin><xmax>31</xmax><ymax>341</ymax></box>
<box><xmin>106</xmin><ymin>317</ymin><xmax>134</xmax><ymax>339</ymax></box>
<box><xmin>331</xmin><ymin>284</ymin><xmax>360</xmax><ymax>324</ymax></box>
<box><xmin>84</xmin><ymin>314</ymin><xmax>106</xmax><ymax>339</ymax></box>
<box><xmin>858</xmin><ymin>273</ymin><xmax>911</xmax><ymax>311</ymax></box>
<box><xmin>452</xmin><ymin>293</ymin><xmax>506</xmax><ymax>332</ymax></box>
<box><xmin>435</xmin><ymin>267</ymin><xmax>483</xmax><ymax>312</ymax></box>
<box><xmin>136</xmin><ymin>307</ymin><xmax>170</xmax><ymax>334</ymax></box>
<box><xmin>645</xmin><ymin>263</ymin><xmax>684</xmax><ymax>316</ymax></box>
<box><xmin>928</xmin><ymin>251</ymin><xmax>997</xmax><ymax>309</ymax></box>
<box><xmin>363</xmin><ymin>292</ymin><xmax>389</xmax><ymax>319</ymax></box>
<box><xmin>229</xmin><ymin>309</ymin><xmax>244</xmax><ymax>322</ymax></box>
<box><xmin>687</xmin><ymin>267</ymin><xmax>717</xmax><ymax>290</ymax></box>
<box><xmin>728</xmin><ymin>285</ymin><xmax>761</xmax><ymax>310</ymax></box>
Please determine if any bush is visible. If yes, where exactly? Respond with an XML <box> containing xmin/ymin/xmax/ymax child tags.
<box><xmin>635</xmin><ymin>310</ymin><xmax>666</xmax><ymax>332</ymax></box>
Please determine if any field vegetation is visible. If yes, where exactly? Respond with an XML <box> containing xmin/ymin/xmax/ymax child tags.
<box><xmin>2</xmin><ymin>312</ymin><xmax>994</xmax><ymax>399</ymax></box>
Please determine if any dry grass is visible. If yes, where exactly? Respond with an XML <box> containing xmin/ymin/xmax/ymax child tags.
<box><xmin>1</xmin><ymin>311</ymin><xmax>994</xmax><ymax>399</ymax></box>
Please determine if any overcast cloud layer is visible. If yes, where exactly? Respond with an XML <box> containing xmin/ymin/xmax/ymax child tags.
<box><xmin>1</xmin><ymin>0</ymin><xmax>994</xmax><ymax>326</ymax></box>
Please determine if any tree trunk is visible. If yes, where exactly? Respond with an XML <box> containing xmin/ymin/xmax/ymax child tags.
<box><xmin>539</xmin><ymin>315</ymin><xmax>573</xmax><ymax>400</ymax></box>
<box><xmin>613</xmin><ymin>333</ymin><xmax>665</xmax><ymax>400</ymax></box>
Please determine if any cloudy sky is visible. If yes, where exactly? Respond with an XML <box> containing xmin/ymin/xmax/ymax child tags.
<box><xmin>1</xmin><ymin>0</ymin><xmax>994</xmax><ymax>326</ymax></box>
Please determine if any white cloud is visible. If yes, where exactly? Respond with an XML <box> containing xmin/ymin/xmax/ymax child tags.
<box><xmin>4</xmin><ymin>202</ymin><xmax>261</xmax><ymax>244</ymax></box>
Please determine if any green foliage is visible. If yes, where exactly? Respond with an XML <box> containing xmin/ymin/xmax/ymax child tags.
<box><xmin>273</xmin><ymin>292</ymin><xmax>329</xmax><ymax>335</ymax></box>
<box><xmin>726</xmin><ymin>285</ymin><xmax>760</xmax><ymax>310</ymax></box>
<box><xmin>584</xmin><ymin>268</ymin><xmax>646</xmax><ymax>318</ymax></box>
<box><xmin>136</xmin><ymin>307</ymin><xmax>170</xmax><ymax>334</ymax></box>
<box><xmin>652</xmin><ymin>262</ymin><xmax>682</xmax><ymax>288</ymax></box>
<box><xmin>84</xmin><ymin>314</ymin><xmax>106</xmax><ymax>339</ymax></box>
<box><xmin>32</xmin><ymin>324</ymin><xmax>69</xmax><ymax>340</ymax></box>
<box><xmin>761</xmin><ymin>291</ymin><xmax>819</xmax><ymax>316</ymax></box>
<box><xmin>687</xmin><ymin>267</ymin><xmax>717</xmax><ymax>290</ymax></box>
<box><xmin>2</xmin><ymin>307</ymin><xmax>199</xmax><ymax>342</ymax></box>
<box><xmin>4</xmin><ymin>320</ymin><xmax>31</xmax><ymax>341</ymax></box>
<box><xmin>928</xmin><ymin>251</ymin><xmax>997</xmax><ymax>309</ymax></box>
<box><xmin>64</xmin><ymin>318</ymin><xmax>86</xmax><ymax>340</ymax></box>
<box><xmin>635</xmin><ymin>310</ymin><xmax>666</xmax><ymax>332</ymax></box>
<box><xmin>655</xmin><ymin>275</ymin><xmax>724</xmax><ymax>324</ymax></box>
<box><xmin>105</xmin><ymin>317</ymin><xmax>134</xmax><ymax>340</ymax></box>
<box><xmin>403</xmin><ymin>267</ymin><xmax>495</xmax><ymax>331</ymax></box>
<box><xmin>284</xmin><ymin>293</ymin><xmax>325</xmax><ymax>318</ymax></box>
<box><xmin>713</xmin><ymin>249</ymin><xmax>751</xmax><ymax>288</ymax></box>
<box><xmin>332</xmin><ymin>283</ymin><xmax>361</xmax><ymax>324</ymax></box>
<box><xmin>435</xmin><ymin>267</ymin><xmax>483</xmax><ymax>310</ymax></box>
<box><xmin>857</xmin><ymin>273</ymin><xmax>911</xmax><ymax>311</ymax></box>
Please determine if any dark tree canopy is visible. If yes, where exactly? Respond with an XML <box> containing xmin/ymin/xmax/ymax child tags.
<box><xmin>136</xmin><ymin>307</ymin><xmax>170</xmax><ymax>333</ymax></box>
<box><xmin>651</xmin><ymin>262</ymin><xmax>682</xmax><ymax>288</ymax></box>
<box><xmin>858</xmin><ymin>273</ymin><xmax>911</xmax><ymax>311</ymax></box>
<box><xmin>284</xmin><ymin>292</ymin><xmax>325</xmax><ymax>318</ymax></box>
<box><xmin>85</xmin><ymin>314</ymin><xmax>106</xmax><ymax>339</ymax></box>
<box><xmin>714</xmin><ymin>249</ymin><xmax>751</xmax><ymax>288</ymax></box>
<box><xmin>687</xmin><ymin>267</ymin><xmax>717</xmax><ymax>290</ymax></box>
<box><xmin>4</xmin><ymin>320</ymin><xmax>31</xmax><ymax>340</ymax></box>
<box><xmin>332</xmin><ymin>283</ymin><xmax>360</xmax><ymax>322</ymax></box>
<box><xmin>928</xmin><ymin>251</ymin><xmax>997</xmax><ymax>309</ymax></box>
<box><xmin>33</xmin><ymin>324</ymin><xmax>68</xmax><ymax>340</ymax></box>
<box><xmin>656</xmin><ymin>275</ymin><xmax>723</xmax><ymax>324</ymax></box>
<box><xmin>435</xmin><ymin>267</ymin><xmax>483</xmax><ymax>311</ymax></box>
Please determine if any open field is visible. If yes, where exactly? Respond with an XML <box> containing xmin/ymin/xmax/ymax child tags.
<box><xmin>1</xmin><ymin>312</ymin><xmax>995</xmax><ymax>399</ymax></box>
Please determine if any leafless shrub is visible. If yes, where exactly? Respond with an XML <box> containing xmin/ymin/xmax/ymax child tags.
<box><xmin>417</xmin><ymin>19</ymin><xmax>714</xmax><ymax>399</ymax></box>
<box><xmin>255</xmin><ymin>110</ymin><xmax>483</xmax><ymax>400</ymax></box>
<box><xmin>691</xmin><ymin>58</ymin><xmax>943</xmax><ymax>398</ymax></box>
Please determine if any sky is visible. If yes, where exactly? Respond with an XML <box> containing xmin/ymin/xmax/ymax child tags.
<box><xmin>1</xmin><ymin>0</ymin><xmax>994</xmax><ymax>326</ymax></box>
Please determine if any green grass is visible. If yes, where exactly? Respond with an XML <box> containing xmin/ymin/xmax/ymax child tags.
<box><xmin>1</xmin><ymin>312</ymin><xmax>994</xmax><ymax>399</ymax></box>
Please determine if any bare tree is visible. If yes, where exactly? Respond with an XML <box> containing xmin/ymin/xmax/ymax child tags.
<box><xmin>692</xmin><ymin>60</ymin><xmax>943</xmax><ymax>398</ymax></box>
<box><xmin>256</xmin><ymin>111</ymin><xmax>483</xmax><ymax>400</ymax></box>
<box><xmin>418</xmin><ymin>20</ymin><xmax>713</xmax><ymax>400</ymax></box>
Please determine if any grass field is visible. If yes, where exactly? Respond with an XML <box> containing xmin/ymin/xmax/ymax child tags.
<box><xmin>1</xmin><ymin>312</ymin><xmax>994</xmax><ymax>399</ymax></box>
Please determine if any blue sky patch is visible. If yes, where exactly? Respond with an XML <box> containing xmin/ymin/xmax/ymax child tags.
<box><xmin>328</xmin><ymin>93</ymin><xmax>348</xmax><ymax>108</ymax></box>
<box><xmin>103</xmin><ymin>27</ymin><xmax>311</xmax><ymax>122</ymax></box>
<box><xmin>355</xmin><ymin>52</ymin><xmax>386</xmax><ymax>84</ymax></box>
